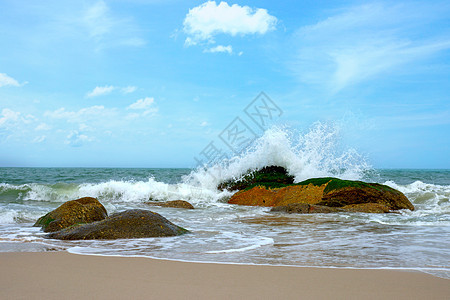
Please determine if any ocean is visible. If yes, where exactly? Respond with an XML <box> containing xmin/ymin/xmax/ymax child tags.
<box><xmin>0</xmin><ymin>127</ymin><xmax>449</xmax><ymax>279</ymax></box>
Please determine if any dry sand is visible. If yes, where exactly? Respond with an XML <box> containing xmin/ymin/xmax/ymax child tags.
<box><xmin>0</xmin><ymin>252</ymin><xmax>448</xmax><ymax>300</ymax></box>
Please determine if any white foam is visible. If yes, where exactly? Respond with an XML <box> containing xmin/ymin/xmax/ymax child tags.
<box><xmin>184</xmin><ymin>123</ymin><xmax>370</xmax><ymax>191</ymax></box>
<box><xmin>205</xmin><ymin>237</ymin><xmax>274</xmax><ymax>254</ymax></box>
<box><xmin>383</xmin><ymin>180</ymin><xmax>450</xmax><ymax>216</ymax></box>
<box><xmin>0</xmin><ymin>209</ymin><xmax>19</xmax><ymax>224</ymax></box>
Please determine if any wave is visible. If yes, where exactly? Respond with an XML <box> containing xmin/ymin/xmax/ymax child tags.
<box><xmin>184</xmin><ymin>123</ymin><xmax>371</xmax><ymax>190</ymax></box>
<box><xmin>382</xmin><ymin>180</ymin><xmax>450</xmax><ymax>223</ymax></box>
<box><xmin>0</xmin><ymin>124</ymin><xmax>448</xmax><ymax>222</ymax></box>
<box><xmin>1</xmin><ymin>123</ymin><xmax>370</xmax><ymax>204</ymax></box>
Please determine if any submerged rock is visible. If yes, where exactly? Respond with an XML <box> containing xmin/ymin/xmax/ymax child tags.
<box><xmin>218</xmin><ymin>165</ymin><xmax>294</xmax><ymax>191</ymax></box>
<box><xmin>46</xmin><ymin>209</ymin><xmax>189</xmax><ymax>240</ymax></box>
<box><xmin>34</xmin><ymin>197</ymin><xmax>107</xmax><ymax>232</ymax></box>
<box><xmin>146</xmin><ymin>200</ymin><xmax>194</xmax><ymax>209</ymax></box>
<box><xmin>228</xmin><ymin>177</ymin><xmax>414</xmax><ymax>213</ymax></box>
<box><xmin>271</xmin><ymin>203</ymin><xmax>345</xmax><ymax>214</ymax></box>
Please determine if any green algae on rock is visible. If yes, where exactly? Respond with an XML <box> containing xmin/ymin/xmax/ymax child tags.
<box><xmin>34</xmin><ymin>197</ymin><xmax>108</xmax><ymax>232</ymax></box>
<box><xmin>46</xmin><ymin>209</ymin><xmax>189</xmax><ymax>240</ymax></box>
<box><xmin>218</xmin><ymin>165</ymin><xmax>294</xmax><ymax>191</ymax></box>
<box><xmin>225</xmin><ymin>167</ymin><xmax>414</xmax><ymax>213</ymax></box>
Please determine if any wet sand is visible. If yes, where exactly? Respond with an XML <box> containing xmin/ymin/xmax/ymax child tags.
<box><xmin>0</xmin><ymin>252</ymin><xmax>448</xmax><ymax>299</ymax></box>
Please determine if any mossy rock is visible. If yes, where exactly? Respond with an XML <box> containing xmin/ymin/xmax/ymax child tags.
<box><xmin>271</xmin><ymin>203</ymin><xmax>345</xmax><ymax>214</ymax></box>
<box><xmin>46</xmin><ymin>209</ymin><xmax>189</xmax><ymax>240</ymax></box>
<box><xmin>218</xmin><ymin>166</ymin><xmax>294</xmax><ymax>191</ymax></box>
<box><xmin>228</xmin><ymin>176</ymin><xmax>414</xmax><ymax>213</ymax></box>
<box><xmin>34</xmin><ymin>197</ymin><xmax>108</xmax><ymax>232</ymax></box>
<box><xmin>146</xmin><ymin>200</ymin><xmax>194</xmax><ymax>209</ymax></box>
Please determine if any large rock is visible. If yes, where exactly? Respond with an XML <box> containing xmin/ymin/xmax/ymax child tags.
<box><xmin>270</xmin><ymin>203</ymin><xmax>392</xmax><ymax>214</ymax></box>
<box><xmin>146</xmin><ymin>200</ymin><xmax>194</xmax><ymax>209</ymax></box>
<box><xmin>271</xmin><ymin>203</ymin><xmax>345</xmax><ymax>214</ymax></box>
<box><xmin>229</xmin><ymin>177</ymin><xmax>414</xmax><ymax>213</ymax></box>
<box><xmin>46</xmin><ymin>209</ymin><xmax>189</xmax><ymax>240</ymax></box>
<box><xmin>34</xmin><ymin>197</ymin><xmax>107</xmax><ymax>232</ymax></box>
<box><xmin>218</xmin><ymin>166</ymin><xmax>294</xmax><ymax>191</ymax></box>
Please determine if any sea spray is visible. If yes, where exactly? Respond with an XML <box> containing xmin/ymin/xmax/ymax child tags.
<box><xmin>184</xmin><ymin>123</ymin><xmax>371</xmax><ymax>191</ymax></box>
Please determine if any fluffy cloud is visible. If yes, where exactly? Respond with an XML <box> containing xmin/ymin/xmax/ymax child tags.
<box><xmin>204</xmin><ymin>45</ymin><xmax>233</xmax><ymax>54</ymax></box>
<box><xmin>86</xmin><ymin>85</ymin><xmax>115</xmax><ymax>97</ymax></box>
<box><xmin>121</xmin><ymin>86</ymin><xmax>137</xmax><ymax>94</ymax></box>
<box><xmin>65</xmin><ymin>130</ymin><xmax>93</xmax><ymax>147</ymax></box>
<box><xmin>127</xmin><ymin>97</ymin><xmax>158</xmax><ymax>118</ymax></box>
<box><xmin>127</xmin><ymin>97</ymin><xmax>154</xmax><ymax>110</ymax></box>
<box><xmin>86</xmin><ymin>85</ymin><xmax>137</xmax><ymax>97</ymax></box>
<box><xmin>0</xmin><ymin>73</ymin><xmax>21</xmax><ymax>87</ymax></box>
<box><xmin>44</xmin><ymin>106</ymin><xmax>110</xmax><ymax>123</ymax></box>
<box><xmin>35</xmin><ymin>123</ymin><xmax>52</xmax><ymax>131</ymax></box>
<box><xmin>183</xmin><ymin>1</ymin><xmax>277</xmax><ymax>46</ymax></box>
<box><xmin>0</xmin><ymin>108</ymin><xmax>20</xmax><ymax>126</ymax></box>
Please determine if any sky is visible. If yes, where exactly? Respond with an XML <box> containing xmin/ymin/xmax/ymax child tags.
<box><xmin>0</xmin><ymin>0</ymin><xmax>449</xmax><ymax>168</ymax></box>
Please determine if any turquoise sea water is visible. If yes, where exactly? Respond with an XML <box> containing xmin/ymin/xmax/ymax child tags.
<box><xmin>0</xmin><ymin>167</ymin><xmax>449</xmax><ymax>279</ymax></box>
<box><xmin>0</xmin><ymin>127</ymin><xmax>449</xmax><ymax>278</ymax></box>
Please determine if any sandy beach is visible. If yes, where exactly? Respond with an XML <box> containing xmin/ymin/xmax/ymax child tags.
<box><xmin>0</xmin><ymin>252</ymin><xmax>448</xmax><ymax>300</ymax></box>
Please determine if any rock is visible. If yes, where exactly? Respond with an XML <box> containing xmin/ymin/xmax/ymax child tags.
<box><xmin>271</xmin><ymin>203</ymin><xmax>345</xmax><ymax>214</ymax></box>
<box><xmin>34</xmin><ymin>197</ymin><xmax>108</xmax><ymax>232</ymax></box>
<box><xmin>218</xmin><ymin>165</ymin><xmax>294</xmax><ymax>191</ymax></box>
<box><xmin>146</xmin><ymin>200</ymin><xmax>194</xmax><ymax>209</ymax></box>
<box><xmin>341</xmin><ymin>203</ymin><xmax>392</xmax><ymax>213</ymax></box>
<box><xmin>228</xmin><ymin>177</ymin><xmax>414</xmax><ymax>213</ymax></box>
<box><xmin>46</xmin><ymin>209</ymin><xmax>189</xmax><ymax>240</ymax></box>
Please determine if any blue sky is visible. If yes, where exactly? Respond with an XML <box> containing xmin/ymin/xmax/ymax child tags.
<box><xmin>0</xmin><ymin>0</ymin><xmax>449</xmax><ymax>168</ymax></box>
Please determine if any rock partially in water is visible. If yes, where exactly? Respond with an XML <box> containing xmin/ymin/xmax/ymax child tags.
<box><xmin>271</xmin><ymin>203</ymin><xmax>345</xmax><ymax>214</ymax></box>
<box><xmin>342</xmin><ymin>203</ymin><xmax>392</xmax><ymax>213</ymax></box>
<box><xmin>146</xmin><ymin>200</ymin><xmax>194</xmax><ymax>209</ymax></box>
<box><xmin>46</xmin><ymin>209</ymin><xmax>189</xmax><ymax>240</ymax></box>
<box><xmin>218</xmin><ymin>165</ymin><xmax>294</xmax><ymax>191</ymax></box>
<box><xmin>229</xmin><ymin>177</ymin><xmax>414</xmax><ymax>213</ymax></box>
<box><xmin>34</xmin><ymin>197</ymin><xmax>107</xmax><ymax>232</ymax></box>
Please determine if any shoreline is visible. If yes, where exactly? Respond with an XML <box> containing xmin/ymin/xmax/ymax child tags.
<box><xmin>67</xmin><ymin>249</ymin><xmax>450</xmax><ymax>279</ymax></box>
<box><xmin>1</xmin><ymin>251</ymin><xmax>448</xmax><ymax>299</ymax></box>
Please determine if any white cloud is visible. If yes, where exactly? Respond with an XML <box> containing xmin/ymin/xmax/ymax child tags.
<box><xmin>79</xmin><ymin>123</ymin><xmax>90</xmax><ymax>131</ymax></box>
<box><xmin>86</xmin><ymin>85</ymin><xmax>115</xmax><ymax>97</ymax></box>
<box><xmin>35</xmin><ymin>123</ymin><xmax>52</xmax><ymax>131</ymax></box>
<box><xmin>121</xmin><ymin>86</ymin><xmax>137</xmax><ymax>94</ymax></box>
<box><xmin>44</xmin><ymin>106</ymin><xmax>110</xmax><ymax>123</ymax></box>
<box><xmin>200</xmin><ymin>121</ymin><xmax>209</xmax><ymax>127</ymax></box>
<box><xmin>127</xmin><ymin>97</ymin><xmax>155</xmax><ymax>110</ymax></box>
<box><xmin>77</xmin><ymin>1</ymin><xmax>145</xmax><ymax>49</ymax></box>
<box><xmin>183</xmin><ymin>1</ymin><xmax>277</xmax><ymax>45</ymax></box>
<box><xmin>204</xmin><ymin>45</ymin><xmax>233</xmax><ymax>54</ymax></box>
<box><xmin>0</xmin><ymin>108</ymin><xmax>20</xmax><ymax>126</ymax></box>
<box><xmin>83</xmin><ymin>1</ymin><xmax>113</xmax><ymax>39</ymax></box>
<box><xmin>291</xmin><ymin>3</ymin><xmax>450</xmax><ymax>93</ymax></box>
<box><xmin>32</xmin><ymin>135</ymin><xmax>46</xmax><ymax>143</ymax></box>
<box><xmin>86</xmin><ymin>85</ymin><xmax>138</xmax><ymax>97</ymax></box>
<box><xmin>0</xmin><ymin>73</ymin><xmax>21</xmax><ymax>87</ymax></box>
<box><xmin>127</xmin><ymin>97</ymin><xmax>158</xmax><ymax>118</ymax></box>
<box><xmin>65</xmin><ymin>130</ymin><xmax>93</xmax><ymax>147</ymax></box>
